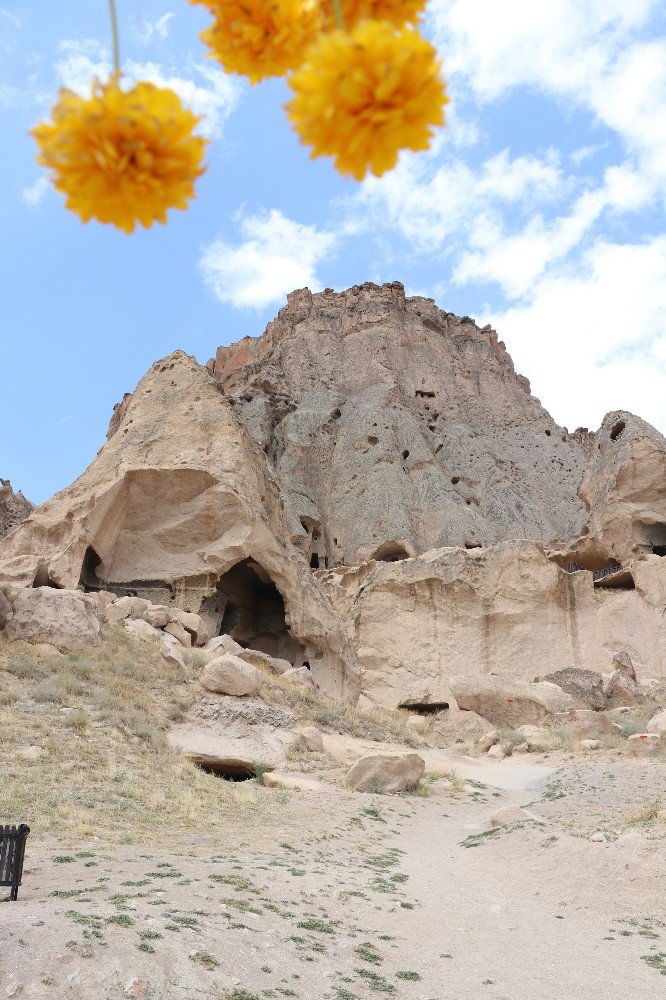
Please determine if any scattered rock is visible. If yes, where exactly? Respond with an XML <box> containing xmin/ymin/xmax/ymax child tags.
<box><xmin>477</xmin><ymin>730</ymin><xmax>500</xmax><ymax>752</ymax></box>
<box><xmin>345</xmin><ymin>753</ymin><xmax>425</xmax><ymax>793</ymax></box>
<box><xmin>236</xmin><ymin>647</ymin><xmax>292</xmax><ymax>675</ymax></box>
<box><xmin>5</xmin><ymin>587</ymin><xmax>101</xmax><ymax>647</ymax></box>
<box><xmin>123</xmin><ymin>618</ymin><xmax>163</xmax><ymax>642</ymax></box>
<box><xmin>448</xmin><ymin>675</ymin><xmax>574</xmax><ymax>728</ymax></box>
<box><xmin>490</xmin><ymin>806</ymin><xmax>538</xmax><ymax>827</ymax></box>
<box><xmin>163</xmin><ymin>621</ymin><xmax>192</xmax><ymax>647</ymax></box>
<box><xmin>428</xmin><ymin>709</ymin><xmax>496</xmax><ymax>747</ymax></box>
<box><xmin>142</xmin><ymin>605</ymin><xmax>171</xmax><ymax>629</ymax></box>
<box><xmin>561</xmin><ymin>710</ymin><xmax>624</xmax><ymax>738</ymax></box>
<box><xmin>283</xmin><ymin>666</ymin><xmax>315</xmax><ymax>687</ymax></box>
<box><xmin>515</xmin><ymin>724</ymin><xmax>560</xmax><ymax>750</ymax></box>
<box><xmin>262</xmin><ymin>771</ymin><xmax>324</xmax><ymax>792</ymax></box>
<box><xmin>541</xmin><ymin>668</ymin><xmax>606</xmax><ymax>710</ymax></box>
<box><xmin>106</xmin><ymin>596</ymin><xmax>149</xmax><ymax>623</ymax></box>
<box><xmin>579</xmin><ymin>739</ymin><xmax>601</xmax><ymax>750</ymax></box>
<box><xmin>603</xmin><ymin>670</ymin><xmax>645</xmax><ymax>708</ymax></box>
<box><xmin>0</xmin><ymin>587</ymin><xmax>12</xmax><ymax>626</ymax></box>
<box><xmin>646</xmin><ymin>710</ymin><xmax>666</xmax><ymax>736</ymax></box>
<box><xmin>590</xmin><ymin>831</ymin><xmax>607</xmax><ymax>843</ymax></box>
<box><xmin>168</xmin><ymin>609</ymin><xmax>205</xmax><ymax>645</ymax></box>
<box><xmin>612</xmin><ymin>651</ymin><xmax>636</xmax><ymax>680</ymax></box>
<box><xmin>626</xmin><ymin>733</ymin><xmax>662</xmax><ymax>757</ymax></box>
<box><xmin>168</xmin><ymin>723</ymin><xmax>284</xmax><ymax>775</ymax></box>
<box><xmin>200</xmin><ymin>654</ymin><xmax>262</xmax><ymax>697</ymax></box>
<box><xmin>294</xmin><ymin>726</ymin><xmax>324</xmax><ymax>752</ymax></box>
<box><xmin>486</xmin><ymin>744</ymin><xmax>507</xmax><ymax>760</ymax></box>
<box><xmin>512</xmin><ymin>742</ymin><xmax>530</xmax><ymax>753</ymax></box>
<box><xmin>160</xmin><ymin>641</ymin><xmax>185</xmax><ymax>670</ymax></box>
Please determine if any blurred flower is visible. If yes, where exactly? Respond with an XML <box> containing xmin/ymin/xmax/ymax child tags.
<box><xmin>32</xmin><ymin>77</ymin><xmax>207</xmax><ymax>233</ymax></box>
<box><xmin>321</xmin><ymin>0</ymin><xmax>426</xmax><ymax>30</ymax></box>
<box><xmin>287</xmin><ymin>20</ymin><xmax>447</xmax><ymax>180</ymax></box>
<box><xmin>191</xmin><ymin>0</ymin><xmax>321</xmax><ymax>83</ymax></box>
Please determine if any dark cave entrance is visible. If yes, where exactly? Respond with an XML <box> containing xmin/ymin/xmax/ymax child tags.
<box><xmin>370</xmin><ymin>541</ymin><xmax>411</xmax><ymax>563</ymax></box>
<box><xmin>637</xmin><ymin>522</ymin><xmax>666</xmax><ymax>556</ymax></box>
<box><xmin>399</xmin><ymin>701</ymin><xmax>449</xmax><ymax>716</ymax></box>
<box><xmin>190</xmin><ymin>756</ymin><xmax>262</xmax><ymax>781</ymax></box>
<box><xmin>79</xmin><ymin>546</ymin><xmax>104</xmax><ymax>589</ymax></box>
<box><xmin>199</xmin><ymin>558</ymin><xmax>305</xmax><ymax>666</ymax></box>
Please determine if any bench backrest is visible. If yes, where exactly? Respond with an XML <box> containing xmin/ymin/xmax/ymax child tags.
<box><xmin>0</xmin><ymin>824</ymin><xmax>30</xmax><ymax>901</ymax></box>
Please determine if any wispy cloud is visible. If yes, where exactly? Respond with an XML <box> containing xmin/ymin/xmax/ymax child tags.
<box><xmin>22</xmin><ymin>177</ymin><xmax>49</xmax><ymax>209</ymax></box>
<box><xmin>131</xmin><ymin>13</ymin><xmax>175</xmax><ymax>45</ymax></box>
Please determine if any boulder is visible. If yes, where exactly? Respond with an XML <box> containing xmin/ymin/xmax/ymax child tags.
<box><xmin>105</xmin><ymin>596</ymin><xmax>149</xmax><ymax>624</ymax></box>
<box><xmin>5</xmin><ymin>587</ymin><xmax>101</xmax><ymax>647</ymax></box>
<box><xmin>200</xmin><ymin>654</ymin><xmax>262</xmax><ymax>697</ymax></box>
<box><xmin>515</xmin><ymin>725</ymin><xmax>560</xmax><ymax>751</ymax></box>
<box><xmin>540</xmin><ymin>668</ymin><xmax>606</xmax><ymax>711</ymax></box>
<box><xmin>123</xmin><ymin>618</ymin><xmax>163</xmax><ymax>642</ymax></box>
<box><xmin>168</xmin><ymin>724</ymin><xmax>284</xmax><ymax>777</ymax></box>
<box><xmin>168</xmin><ymin>609</ymin><xmax>205</xmax><ymax>645</ymax></box>
<box><xmin>647</xmin><ymin>710</ymin><xmax>666</xmax><ymax>736</ymax></box>
<box><xmin>345</xmin><ymin>753</ymin><xmax>425</xmax><ymax>793</ymax></box>
<box><xmin>603</xmin><ymin>671</ymin><xmax>645</xmax><ymax>708</ymax></box>
<box><xmin>283</xmin><ymin>666</ymin><xmax>315</xmax><ymax>687</ymax></box>
<box><xmin>487</xmin><ymin>744</ymin><xmax>507</xmax><ymax>760</ymax></box>
<box><xmin>142</xmin><ymin>604</ymin><xmax>171</xmax><ymax>629</ymax></box>
<box><xmin>579</xmin><ymin>739</ymin><xmax>600</xmax><ymax>750</ymax></box>
<box><xmin>160</xmin><ymin>641</ymin><xmax>186</xmax><ymax>670</ymax></box>
<box><xmin>627</xmin><ymin>733</ymin><xmax>662</xmax><ymax>757</ymax></box>
<box><xmin>561</xmin><ymin>710</ymin><xmax>624</xmax><ymax>738</ymax></box>
<box><xmin>201</xmin><ymin>634</ymin><xmax>244</xmax><ymax>660</ymax></box>
<box><xmin>612</xmin><ymin>651</ymin><xmax>636</xmax><ymax>681</ymax></box>
<box><xmin>428</xmin><ymin>709</ymin><xmax>496</xmax><ymax>748</ymax></box>
<box><xmin>448</xmin><ymin>675</ymin><xmax>573</xmax><ymax>728</ymax></box>
<box><xmin>478</xmin><ymin>730</ymin><xmax>500</xmax><ymax>752</ymax></box>
<box><xmin>294</xmin><ymin>726</ymin><xmax>324</xmax><ymax>753</ymax></box>
<box><xmin>0</xmin><ymin>588</ymin><xmax>11</xmax><ymax>627</ymax></box>
<box><xmin>164</xmin><ymin>621</ymin><xmax>192</xmax><ymax>647</ymax></box>
<box><xmin>85</xmin><ymin>590</ymin><xmax>116</xmax><ymax>614</ymax></box>
<box><xmin>237</xmin><ymin>648</ymin><xmax>292</xmax><ymax>676</ymax></box>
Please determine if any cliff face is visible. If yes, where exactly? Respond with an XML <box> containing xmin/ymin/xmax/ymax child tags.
<box><xmin>0</xmin><ymin>479</ymin><xmax>33</xmax><ymax>539</ymax></box>
<box><xmin>3</xmin><ymin>282</ymin><xmax>665</xmax><ymax>707</ymax></box>
<box><xmin>209</xmin><ymin>283</ymin><xmax>591</xmax><ymax>566</ymax></box>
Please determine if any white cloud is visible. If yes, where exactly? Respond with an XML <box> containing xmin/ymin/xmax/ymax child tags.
<box><xmin>54</xmin><ymin>39</ymin><xmax>241</xmax><ymax>140</ymax></box>
<box><xmin>484</xmin><ymin>236</ymin><xmax>666</xmax><ymax>433</ymax></box>
<box><xmin>132</xmin><ymin>13</ymin><xmax>175</xmax><ymax>45</ymax></box>
<box><xmin>430</xmin><ymin>0</ymin><xmax>666</xmax><ymax>190</ymax></box>
<box><xmin>200</xmin><ymin>210</ymin><xmax>337</xmax><ymax>310</ymax></box>
<box><xmin>353</xmin><ymin>142</ymin><xmax>565</xmax><ymax>253</ymax></box>
<box><xmin>22</xmin><ymin>176</ymin><xmax>49</xmax><ymax>209</ymax></box>
<box><xmin>0</xmin><ymin>8</ymin><xmax>21</xmax><ymax>28</ymax></box>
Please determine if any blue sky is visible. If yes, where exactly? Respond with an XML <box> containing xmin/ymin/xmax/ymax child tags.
<box><xmin>1</xmin><ymin>0</ymin><xmax>665</xmax><ymax>504</ymax></box>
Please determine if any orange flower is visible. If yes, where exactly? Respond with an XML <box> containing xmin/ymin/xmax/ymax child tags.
<box><xmin>287</xmin><ymin>20</ymin><xmax>448</xmax><ymax>180</ymax></box>
<box><xmin>321</xmin><ymin>0</ymin><xmax>426</xmax><ymax>30</ymax></box>
<box><xmin>32</xmin><ymin>77</ymin><xmax>207</xmax><ymax>233</ymax></box>
<box><xmin>190</xmin><ymin>0</ymin><xmax>321</xmax><ymax>83</ymax></box>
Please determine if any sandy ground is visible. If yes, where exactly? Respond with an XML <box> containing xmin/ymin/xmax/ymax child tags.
<box><xmin>2</xmin><ymin>757</ymin><xmax>664</xmax><ymax>1000</ymax></box>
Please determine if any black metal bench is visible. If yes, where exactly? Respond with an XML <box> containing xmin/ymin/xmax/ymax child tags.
<box><xmin>1</xmin><ymin>824</ymin><xmax>30</xmax><ymax>901</ymax></box>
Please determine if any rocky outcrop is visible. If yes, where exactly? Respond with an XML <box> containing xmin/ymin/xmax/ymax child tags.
<box><xmin>0</xmin><ymin>479</ymin><xmax>33</xmax><ymax>539</ymax></box>
<box><xmin>321</xmin><ymin>543</ymin><xmax>666</xmax><ymax>708</ymax></box>
<box><xmin>0</xmin><ymin>351</ymin><xmax>361</xmax><ymax>702</ymax></box>
<box><xmin>4</xmin><ymin>587</ymin><xmax>102</xmax><ymax>648</ymax></box>
<box><xmin>345</xmin><ymin>752</ymin><xmax>425</xmax><ymax>793</ymax></box>
<box><xmin>207</xmin><ymin>283</ymin><xmax>592</xmax><ymax>566</ymax></box>
<box><xmin>2</xmin><ymin>283</ymin><xmax>665</xmax><ymax>714</ymax></box>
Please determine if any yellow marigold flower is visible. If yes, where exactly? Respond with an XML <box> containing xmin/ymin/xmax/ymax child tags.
<box><xmin>32</xmin><ymin>78</ymin><xmax>207</xmax><ymax>234</ymax></box>
<box><xmin>190</xmin><ymin>0</ymin><xmax>321</xmax><ymax>84</ymax></box>
<box><xmin>321</xmin><ymin>0</ymin><xmax>426</xmax><ymax>31</ymax></box>
<box><xmin>286</xmin><ymin>21</ymin><xmax>448</xmax><ymax>181</ymax></box>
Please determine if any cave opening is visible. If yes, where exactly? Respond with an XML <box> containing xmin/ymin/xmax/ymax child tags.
<box><xmin>610</xmin><ymin>420</ymin><xmax>626</xmax><ymax>441</ymax></box>
<box><xmin>79</xmin><ymin>546</ymin><xmax>104</xmax><ymax>589</ymax></box>
<box><xmin>190</xmin><ymin>756</ymin><xmax>260</xmax><ymax>781</ymax></box>
<box><xmin>399</xmin><ymin>702</ymin><xmax>449</xmax><ymax>716</ymax></box>
<box><xmin>370</xmin><ymin>541</ymin><xmax>411</xmax><ymax>563</ymax></box>
<box><xmin>199</xmin><ymin>558</ymin><xmax>305</xmax><ymax>666</ymax></box>
<box><xmin>636</xmin><ymin>522</ymin><xmax>666</xmax><ymax>556</ymax></box>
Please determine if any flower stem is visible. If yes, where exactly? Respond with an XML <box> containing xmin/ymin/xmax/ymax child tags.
<box><xmin>331</xmin><ymin>0</ymin><xmax>345</xmax><ymax>30</ymax></box>
<box><xmin>108</xmin><ymin>0</ymin><xmax>120</xmax><ymax>74</ymax></box>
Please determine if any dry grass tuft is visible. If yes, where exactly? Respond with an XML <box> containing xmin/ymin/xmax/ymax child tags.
<box><xmin>0</xmin><ymin>629</ymin><xmax>285</xmax><ymax>844</ymax></box>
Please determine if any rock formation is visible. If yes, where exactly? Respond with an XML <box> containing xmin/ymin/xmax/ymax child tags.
<box><xmin>1</xmin><ymin>282</ymin><xmax>665</xmax><ymax>708</ymax></box>
<box><xmin>0</xmin><ymin>478</ymin><xmax>33</xmax><ymax>539</ymax></box>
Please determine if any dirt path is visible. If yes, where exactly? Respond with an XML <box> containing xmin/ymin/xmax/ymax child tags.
<box><xmin>1</xmin><ymin>760</ymin><xmax>664</xmax><ymax>1000</ymax></box>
